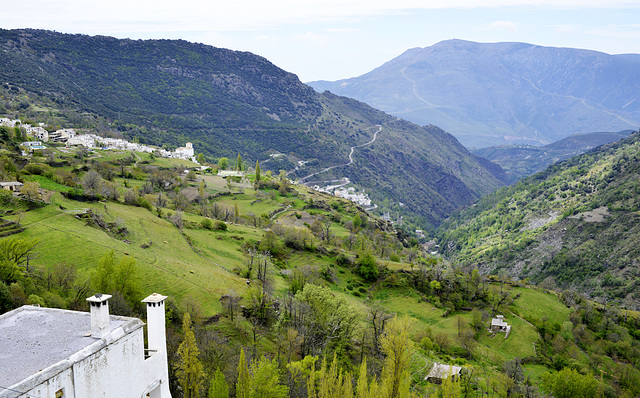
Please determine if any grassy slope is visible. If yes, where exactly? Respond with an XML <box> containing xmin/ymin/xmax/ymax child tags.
<box><xmin>8</xmin><ymin>147</ymin><xmax>635</xmax><ymax>396</ymax></box>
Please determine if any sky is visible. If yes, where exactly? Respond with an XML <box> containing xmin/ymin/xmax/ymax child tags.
<box><xmin>3</xmin><ymin>0</ymin><xmax>640</xmax><ymax>82</ymax></box>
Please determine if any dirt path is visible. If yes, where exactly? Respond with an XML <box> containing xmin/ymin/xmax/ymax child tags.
<box><xmin>298</xmin><ymin>124</ymin><xmax>382</xmax><ymax>184</ymax></box>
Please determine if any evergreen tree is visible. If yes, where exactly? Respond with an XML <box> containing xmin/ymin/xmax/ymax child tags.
<box><xmin>255</xmin><ymin>160</ymin><xmax>261</xmax><ymax>185</ymax></box>
<box><xmin>175</xmin><ymin>313</ymin><xmax>205</xmax><ymax>398</ymax></box>
<box><xmin>236</xmin><ymin>153</ymin><xmax>243</xmax><ymax>171</ymax></box>
<box><xmin>208</xmin><ymin>368</ymin><xmax>229</xmax><ymax>398</ymax></box>
<box><xmin>236</xmin><ymin>349</ymin><xmax>251</xmax><ymax>398</ymax></box>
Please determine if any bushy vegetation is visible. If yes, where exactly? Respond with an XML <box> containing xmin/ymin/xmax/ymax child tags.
<box><xmin>439</xmin><ymin>131</ymin><xmax>640</xmax><ymax>306</ymax></box>
<box><xmin>1</xmin><ymin>135</ymin><xmax>639</xmax><ymax>397</ymax></box>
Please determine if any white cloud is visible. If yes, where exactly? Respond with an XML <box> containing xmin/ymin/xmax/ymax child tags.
<box><xmin>488</xmin><ymin>20</ymin><xmax>518</xmax><ymax>33</ymax></box>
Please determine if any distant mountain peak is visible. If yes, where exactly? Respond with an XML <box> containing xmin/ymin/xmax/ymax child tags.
<box><xmin>309</xmin><ymin>40</ymin><xmax>640</xmax><ymax>148</ymax></box>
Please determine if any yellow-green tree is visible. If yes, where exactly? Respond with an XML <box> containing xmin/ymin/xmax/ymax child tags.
<box><xmin>236</xmin><ymin>349</ymin><xmax>251</xmax><ymax>398</ymax></box>
<box><xmin>236</xmin><ymin>153</ymin><xmax>243</xmax><ymax>171</ymax></box>
<box><xmin>208</xmin><ymin>367</ymin><xmax>229</xmax><ymax>398</ymax></box>
<box><xmin>91</xmin><ymin>250</ymin><xmax>141</xmax><ymax>305</ymax></box>
<box><xmin>380</xmin><ymin>316</ymin><xmax>414</xmax><ymax>398</ymax></box>
<box><xmin>356</xmin><ymin>358</ymin><xmax>369</xmax><ymax>398</ymax></box>
<box><xmin>440</xmin><ymin>369</ymin><xmax>462</xmax><ymax>398</ymax></box>
<box><xmin>0</xmin><ymin>237</ymin><xmax>37</xmax><ymax>284</ymax></box>
<box><xmin>250</xmin><ymin>356</ymin><xmax>289</xmax><ymax>398</ymax></box>
<box><xmin>541</xmin><ymin>367</ymin><xmax>601</xmax><ymax>398</ymax></box>
<box><xmin>175</xmin><ymin>313</ymin><xmax>205</xmax><ymax>398</ymax></box>
<box><xmin>218</xmin><ymin>157</ymin><xmax>229</xmax><ymax>170</ymax></box>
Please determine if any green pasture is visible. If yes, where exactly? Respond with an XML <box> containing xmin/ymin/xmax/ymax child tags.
<box><xmin>510</xmin><ymin>287</ymin><xmax>570</xmax><ymax>325</ymax></box>
<box><xmin>8</xmin><ymin>198</ymin><xmax>247</xmax><ymax>313</ymax></box>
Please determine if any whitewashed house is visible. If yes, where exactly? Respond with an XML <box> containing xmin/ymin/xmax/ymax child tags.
<box><xmin>491</xmin><ymin>315</ymin><xmax>508</xmax><ymax>332</ymax></box>
<box><xmin>0</xmin><ymin>181</ymin><xmax>23</xmax><ymax>192</ymax></box>
<box><xmin>174</xmin><ymin>142</ymin><xmax>194</xmax><ymax>159</ymax></box>
<box><xmin>0</xmin><ymin>293</ymin><xmax>172</xmax><ymax>398</ymax></box>
<box><xmin>425</xmin><ymin>363</ymin><xmax>463</xmax><ymax>384</ymax></box>
<box><xmin>48</xmin><ymin>129</ymin><xmax>76</xmax><ymax>143</ymax></box>
<box><xmin>67</xmin><ymin>134</ymin><xmax>96</xmax><ymax>148</ymax></box>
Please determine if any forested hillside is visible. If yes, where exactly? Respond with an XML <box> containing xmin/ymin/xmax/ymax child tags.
<box><xmin>439</xmin><ymin>131</ymin><xmax>640</xmax><ymax>307</ymax></box>
<box><xmin>1</xmin><ymin>124</ymin><xmax>639</xmax><ymax>397</ymax></box>
<box><xmin>0</xmin><ymin>28</ymin><xmax>506</xmax><ymax>229</ymax></box>
<box><xmin>472</xmin><ymin>130</ymin><xmax>633</xmax><ymax>182</ymax></box>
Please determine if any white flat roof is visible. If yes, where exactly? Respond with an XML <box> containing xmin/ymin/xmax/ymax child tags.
<box><xmin>426</xmin><ymin>363</ymin><xmax>463</xmax><ymax>380</ymax></box>
<box><xmin>0</xmin><ymin>305</ymin><xmax>142</xmax><ymax>388</ymax></box>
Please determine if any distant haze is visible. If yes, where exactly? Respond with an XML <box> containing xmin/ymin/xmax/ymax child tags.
<box><xmin>308</xmin><ymin>40</ymin><xmax>640</xmax><ymax>148</ymax></box>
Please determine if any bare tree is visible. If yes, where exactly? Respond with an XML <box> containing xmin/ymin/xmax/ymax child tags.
<box><xmin>81</xmin><ymin>170</ymin><xmax>103</xmax><ymax>195</ymax></box>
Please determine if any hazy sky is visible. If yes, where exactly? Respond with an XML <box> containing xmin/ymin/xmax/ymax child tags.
<box><xmin>3</xmin><ymin>0</ymin><xmax>640</xmax><ymax>82</ymax></box>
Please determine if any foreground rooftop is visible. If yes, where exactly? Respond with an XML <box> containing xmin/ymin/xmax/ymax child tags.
<box><xmin>0</xmin><ymin>305</ymin><xmax>141</xmax><ymax>388</ymax></box>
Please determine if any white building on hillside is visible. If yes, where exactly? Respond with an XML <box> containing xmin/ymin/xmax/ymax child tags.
<box><xmin>175</xmin><ymin>142</ymin><xmax>194</xmax><ymax>159</ymax></box>
<box><xmin>0</xmin><ymin>293</ymin><xmax>172</xmax><ymax>398</ymax></box>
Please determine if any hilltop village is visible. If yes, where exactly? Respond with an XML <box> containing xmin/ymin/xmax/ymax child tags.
<box><xmin>1</xmin><ymin>118</ymin><xmax>196</xmax><ymax>161</ymax></box>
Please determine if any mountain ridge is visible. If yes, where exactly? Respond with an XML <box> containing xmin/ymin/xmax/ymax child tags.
<box><xmin>309</xmin><ymin>39</ymin><xmax>640</xmax><ymax>147</ymax></box>
<box><xmin>473</xmin><ymin>129</ymin><xmax>635</xmax><ymax>182</ymax></box>
<box><xmin>0</xmin><ymin>28</ymin><xmax>505</xmax><ymax>229</ymax></box>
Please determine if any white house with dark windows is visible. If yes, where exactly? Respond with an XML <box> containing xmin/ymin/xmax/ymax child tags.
<box><xmin>0</xmin><ymin>293</ymin><xmax>172</xmax><ymax>398</ymax></box>
<box><xmin>425</xmin><ymin>363</ymin><xmax>463</xmax><ymax>384</ymax></box>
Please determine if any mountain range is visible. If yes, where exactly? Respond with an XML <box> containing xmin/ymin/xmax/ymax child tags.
<box><xmin>309</xmin><ymin>39</ymin><xmax>640</xmax><ymax>148</ymax></box>
<box><xmin>472</xmin><ymin>130</ymin><xmax>635</xmax><ymax>182</ymax></box>
<box><xmin>0</xmin><ymin>29</ymin><xmax>505</xmax><ymax>228</ymax></box>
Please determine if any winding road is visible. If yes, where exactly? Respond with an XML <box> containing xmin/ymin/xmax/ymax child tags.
<box><xmin>298</xmin><ymin>124</ymin><xmax>382</xmax><ymax>184</ymax></box>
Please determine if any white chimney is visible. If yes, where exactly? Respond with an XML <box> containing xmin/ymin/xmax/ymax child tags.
<box><xmin>142</xmin><ymin>293</ymin><xmax>168</xmax><ymax>353</ymax></box>
<box><xmin>86</xmin><ymin>293</ymin><xmax>112</xmax><ymax>338</ymax></box>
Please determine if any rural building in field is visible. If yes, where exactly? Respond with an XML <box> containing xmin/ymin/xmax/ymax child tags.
<box><xmin>0</xmin><ymin>181</ymin><xmax>24</xmax><ymax>192</ymax></box>
<box><xmin>491</xmin><ymin>314</ymin><xmax>512</xmax><ymax>338</ymax></box>
<box><xmin>425</xmin><ymin>363</ymin><xmax>463</xmax><ymax>384</ymax></box>
<box><xmin>491</xmin><ymin>314</ymin><xmax>508</xmax><ymax>332</ymax></box>
<box><xmin>0</xmin><ymin>293</ymin><xmax>172</xmax><ymax>398</ymax></box>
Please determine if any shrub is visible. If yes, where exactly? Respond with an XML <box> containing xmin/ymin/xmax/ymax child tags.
<box><xmin>136</xmin><ymin>196</ymin><xmax>153</xmax><ymax>211</ymax></box>
<box><xmin>201</xmin><ymin>218</ymin><xmax>214</xmax><ymax>230</ymax></box>
<box><xmin>336</xmin><ymin>253</ymin><xmax>352</xmax><ymax>267</ymax></box>
<box><xmin>420</xmin><ymin>336</ymin><xmax>433</xmax><ymax>351</ymax></box>
<box><xmin>356</xmin><ymin>253</ymin><xmax>379</xmax><ymax>281</ymax></box>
